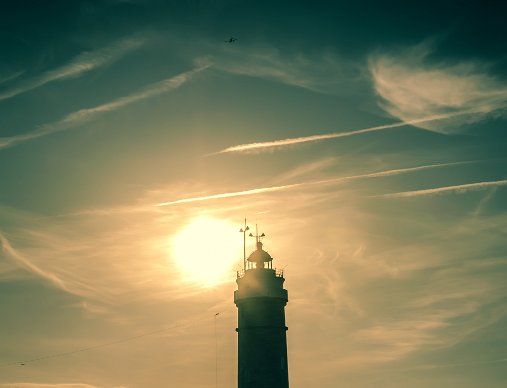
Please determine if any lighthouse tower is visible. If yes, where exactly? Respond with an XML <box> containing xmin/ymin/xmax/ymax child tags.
<box><xmin>234</xmin><ymin>228</ymin><xmax>289</xmax><ymax>388</ymax></box>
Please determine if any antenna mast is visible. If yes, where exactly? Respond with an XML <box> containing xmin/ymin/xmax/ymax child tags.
<box><xmin>249</xmin><ymin>224</ymin><xmax>266</xmax><ymax>243</ymax></box>
<box><xmin>239</xmin><ymin>219</ymin><xmax>250</xmax><ymax>271</ymax></box>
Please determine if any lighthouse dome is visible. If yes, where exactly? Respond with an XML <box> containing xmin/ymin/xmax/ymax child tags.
<box><xmin>247</xmin><ymin>241</ymin><xmax>273</xmax><ymax>263</ymax></box>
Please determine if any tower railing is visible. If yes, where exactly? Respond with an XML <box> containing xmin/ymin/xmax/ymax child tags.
<box><xmin>236</xmin><ymin>267</ymin><xmax>284</xmax><ymax>279</ymax></box>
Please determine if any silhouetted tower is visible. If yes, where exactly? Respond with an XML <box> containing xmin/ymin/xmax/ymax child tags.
<box><xmin>234</xmin><ymin>225</ymin><xmax>289</xmax><ymax>388</ymax></box>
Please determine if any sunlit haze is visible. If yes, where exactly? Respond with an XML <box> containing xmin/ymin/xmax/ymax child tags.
<box><xmin>1</xmin><ymin>2</ymin><xmax>506</xmax><ymax>388</ymax></box>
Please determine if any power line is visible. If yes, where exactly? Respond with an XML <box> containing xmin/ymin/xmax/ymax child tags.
<box><xmin>0</xmin><ymin>313</ymin><xmax>216</xmax><ymax>369</ymax></box>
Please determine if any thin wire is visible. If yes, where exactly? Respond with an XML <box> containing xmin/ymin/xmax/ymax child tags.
<box><xmin>0</xmin><ymin>313</ymin><xmax>215</xmax><ymax>368</ymax></box>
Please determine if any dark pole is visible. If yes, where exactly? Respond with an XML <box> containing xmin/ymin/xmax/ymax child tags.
<box><xmin>239</xmin><ymin>219</ymin><xmax>249</xmax><ymax>271</ymax></box>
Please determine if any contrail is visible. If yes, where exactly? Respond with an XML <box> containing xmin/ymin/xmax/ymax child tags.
<box><xmin>155</xmin><ymin>161</ymin><xmax>473</xmax><ymax>206</ymax></box>
<box><xmin>213</xmin><ymin>111</ymin><xmax>484</xmax><ymax>154</ymax></box>
<box><xmin>0</xmin><ymin>65</ymin><xmax>208</xmax><ymax>149</ymax></box>
<box><xmin>0</xmin><ymin>37</ymin><xmax>144</xmax><ymax>101</ymax></box>
<box><xmin>344</xmin><ymin>160</ymin><xmax>475</xmax><ymax>179</ymax></box>
<box><xmin>155</xmin><ymin>183</ymin><xmax>304</xmax><ymax>206</ymax></box>
<box><xmin>375</xmin><ymin>179</ymin><xmax>507</xmax><ymax>198</ymax></box>
<box><xmin>0</xmin><ymin>233</ymin><xmax>68</xmax><ymax>292</ymax></box>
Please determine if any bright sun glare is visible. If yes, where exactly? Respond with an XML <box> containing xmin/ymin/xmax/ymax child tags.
<box><xmin>171</xmin><ymin>217</ymin><xmax>243</xmax><ymax>286</ymax></box>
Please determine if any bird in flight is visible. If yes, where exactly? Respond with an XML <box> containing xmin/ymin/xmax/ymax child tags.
<box><xmin>225</xmin><ymin>37</ymin><xmax>238</xmax><ymax>43</ymax></box>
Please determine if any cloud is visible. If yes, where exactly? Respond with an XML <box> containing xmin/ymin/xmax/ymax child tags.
<box><xmin>472</xmin><ymin>187</ymin><xmax>498</xmax><ymax>216</ymax></box>
<box><xmin>313</xmin><ymin>212</ymin><xmax>507</xmax><ymax>371</ymax></box>
<box><xmin>1</xmin><ymin>161</ymin><xmax>465</xmax><ymax>303</ymax></box>
<box><xmin>207</xmin><ymin>44</ymin><xmax>507</xmax><ymax>155</ymax></box>
<box><xmin>156</xmin><ymin>161</ymin><xmax>474</xmax><ymax>206</ymax></box>
<box><xmin>0</xmin><ymin>65</ymin><xmax>208</xmax><ymax>149</ymax></box>
<box><xmin>2</xmin><ymin>168</ymin><xmax>505</xmax><ymax>383</ymax></box>
<box><xmin>211</xmin><ymin>112</ymin><xmax>473</xmax><ymax>154</ymax></box>
<box><xmin>0</xmin><ymin>37</ymin><xmax>144</xmax><ymax>101</ymax></box>
<box><xmin>0</xmin><ymin>232</ymin><xmax>69</xmax><ymax>292</ymax></box>
<box><xmin>375</xmin><ymin>179</ymin><xmax>507</xmax><ymax>198</ymax></box>
<box><xmin>276</xmin><ymin>157</ymin><xmax>337</xmax><ymax>182</ymax></box>
<box><xmin>0</xmin><ymin>70</ymin><xmax>24</xmax><ymax>85</ymax></box>
<box><xmin>355</xmin><ymin>160</ymin><xmax>476</xmax><ymax>179</ymax></box>
<box><xmin>369</xmin><ymin>45</ymin><xmax>507</xmax><ymax>133</ymax></box>
<box><xmin>198</xmin><ymin>45</ymin><xmax>360</xmax><ymax>95</ymax></box>
<box><xmin>350</xmin><ymin>302</ymin><xmax>497</xmax><ymax>364</ymax></box>
<box><xmin>154</xmin><ymin>183</ymin><xmax>303</xmax><ymax>206</ymax></box>
<box><xmin>0</xmin><ymin>201</ymin><xmax>220</xmax><ymax>303</ymax></box>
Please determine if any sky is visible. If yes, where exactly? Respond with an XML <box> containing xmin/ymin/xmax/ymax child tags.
<box><xmin>1</xmin><ymin>1</ymin><xmax>507</xmax><ymax>387</ymax></box>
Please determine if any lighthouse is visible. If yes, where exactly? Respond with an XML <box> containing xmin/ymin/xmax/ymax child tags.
<box><xmin>234</xmin><ymin>226</ymin><xmax>289</xmax><ymax>388</ymax></box>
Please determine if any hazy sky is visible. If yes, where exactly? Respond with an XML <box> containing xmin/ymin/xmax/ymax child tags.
<box><xmin>1</xmin><ymin>1</ymin><xmax>507</xmax><ymax>387</ymax></box>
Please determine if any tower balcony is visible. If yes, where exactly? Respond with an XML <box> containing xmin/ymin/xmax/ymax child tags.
<box><xmin>234</xmin><ymin>267</ymin><xmax>288</xmax><ymax>303</ymax></box>
<box><xmin>237</xmin><ymin>267</ymin><xmax>284</xmax><ymax>279</ymax></box>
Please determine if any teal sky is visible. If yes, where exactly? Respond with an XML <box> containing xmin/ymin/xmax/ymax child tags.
<box><xmin>1</xmin><ymin>1</ymin><xmax>507</xmax><ymax>387</ymax></box>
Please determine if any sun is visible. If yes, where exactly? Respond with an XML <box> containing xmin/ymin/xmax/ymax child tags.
<box><xmin>170</xmin><ymin>217</ymin><xmax>243</xmax><ymax>286</ymax></box>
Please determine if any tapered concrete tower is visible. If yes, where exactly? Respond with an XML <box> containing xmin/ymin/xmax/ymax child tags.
<box><xmin>234</xmin><ymin>228</ymin><xmax>289</xmax><ymax>388</ymax></box>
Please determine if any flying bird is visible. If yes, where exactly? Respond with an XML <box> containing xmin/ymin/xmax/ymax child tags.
<box><xmin>225</xmin><ymin>37</ymin><xmax>238</xmax><ymax>43</ymax></box>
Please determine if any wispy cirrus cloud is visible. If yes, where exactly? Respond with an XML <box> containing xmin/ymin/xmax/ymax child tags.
<box><xmin>0</xmin><ymin>37</ymin><xmax>144</xmax><ymax>101</ymax></box>
<box><xmin>211</xmin><ymin>111</ymin><xmax>476</xmax><ymax>154</ymax></box>
<box><xmin>369</xmin><ymin>44</ymin><xmax>507</xmax><ymax>133</ymax></box>
<box><xmin>311</xmin><ymin>208</ymin><xmax>507</xmax><ymax>372</ymax></box>
<box><xmin>375</xmin><ymin>179</ymin><xmax>507</xmax><ymax>198</ymax></box>
<box><xmin>197</xmin><ymin>45</ymin><xmax>360</xmax><ymax>95</ymax></box>
<box><xmin>0</xmin><ymin>209</ymin><xmax>174</xmax><ymax>302</ymax></box>
<box><xmin>0</xmin><ymin>200</ymin><xmax>235</xmax><ymax>304</ymax></box>
<box><xmin>348</xmin><ymin>297</ymin><xmax>503</xmax><ymax>365</ymax></box>
<box><xmin>285</xmin><ymin>206</ymin><xmax>507</xmax><ymax>377</ymax></box>
<box><xmin>0</xmin><ymin>65</ymin><xmax>208</xmax><ymax>149</ymax></box>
